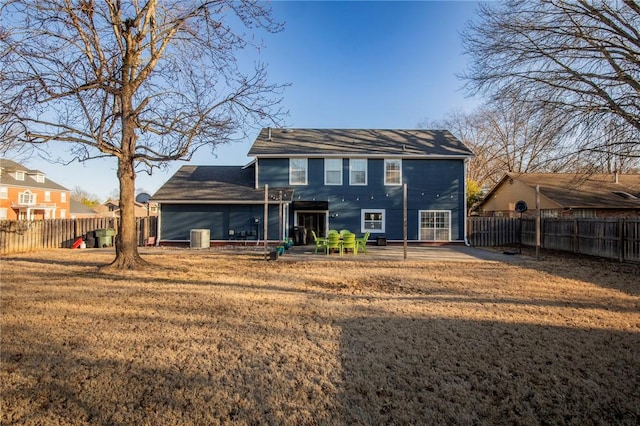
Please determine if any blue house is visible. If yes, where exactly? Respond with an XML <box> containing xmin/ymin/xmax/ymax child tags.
<box><xmin>151</xmin><ymin>128</ymin><xmax>473</xmax><ymax>245</ymax></box>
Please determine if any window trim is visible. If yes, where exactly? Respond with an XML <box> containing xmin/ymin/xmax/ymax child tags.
<box><xmin>384</xmin><ymin>158</ymin><xmax>402</xmax><ymax>186</ymax></box>
<box><xmin>289</xmin><ymin>158</ymin><xmax>308</xmax><ymax>185</ymax></box>
<box><xmin>0</xmin><ymin>186</ymin><xmax>7</xmax><ymax>199</ymax></box>
<box><xmin>419</xmin><ymin>210</ymin><xmax>451</xmax><ymax>241</ymax></box>
<box><xmin>18</xmin><ymin>190</ymin><xmax>36</xmax><ymax>205</ymax></box>
<box><xmin>44</xmin><ymin>191</ymin><xmax>51</xmax><ymax>202</ymax></box>
<box><xmin>61</xmin><ymin>192</ymin><xmax>67</xmax><ymax>203</ymax></box>
<box><xmin>324</xmin><ymin>158</ymin><xmax>342</xmax><ymax>185</ymax></box>
<box><xmin>0</xmin><ymin>208</ymin><xmax>7</xmax><ymax>220</ymax></box>
<box><xmin>349</xmin><ymin>158</ymin><xmax>368</xmax><ymax>186</ymax></box>
<box><xmin>361</xmin><ymin>208</ymin><xmax>385</xmax><ymax>233</ymax></box>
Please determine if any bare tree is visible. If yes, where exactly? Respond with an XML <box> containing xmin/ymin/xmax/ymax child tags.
<box><xmin>1</xmin><ymin>0</ymin><xmax>287</xmax><ymax>269</ymax></box>
<box><xmin>461</xmin><ymin>0</ymin><xmax>640</xmax><ymax>156</ymax></box>
<box><xmin>423</xmin><ymin>97</ymin><xmax>575</xmax><ymax>191</ymax></box>
<box><xmin>71</xmin><ymin>186</ymin><xmax>101</xmax><ymax>208</ymax></box>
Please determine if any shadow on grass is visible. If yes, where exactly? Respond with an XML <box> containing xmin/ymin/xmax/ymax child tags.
<box><xmin>337</xmin><ymin>316</ymin><xmax>640</xmax><ymax>424</ymax></box>
<box><xmin>3</xmin><ymin>313</ymin><xmax>638</xmax><ymax>424</ymax></box>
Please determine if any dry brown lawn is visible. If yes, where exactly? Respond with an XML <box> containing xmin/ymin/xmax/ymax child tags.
<box><xmin>1</xmin><ymin>248</ymin><xmax>639</xmax><ymax>425</ymax></box>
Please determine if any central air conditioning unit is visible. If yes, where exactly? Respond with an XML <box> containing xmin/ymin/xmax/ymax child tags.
<box><xmin>190</xmin><ymin>229</ymin><xmax>210</xmax><ymax>249</ymax></box>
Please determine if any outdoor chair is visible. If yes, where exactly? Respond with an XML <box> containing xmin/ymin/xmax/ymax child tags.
<box><xmin>339</xmin><ymin>229</ymin><xmax>350</xmax><ymax>237</ymax></box>
<box><xmin>355</xmin><ymin>231</ymin><xmax>370</xmax><ymax>254</ymax></box>
<box><xmin>326</xmin><ymin>232</ymin><xmax>342</xmax><ymax>255</ymax></box>
<box><xmin>311</xmin><ymin>230</ymin><xmax>326</xmax><ymax>254</ymax></box>
<box><xmin>342</xmin><ymin>232</ymin><xmax>357</xmax><ymax>255</ymax></box>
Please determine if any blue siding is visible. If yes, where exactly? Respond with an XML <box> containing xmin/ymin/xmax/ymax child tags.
<box><xmin>257</xmin><ymin>157</ymin><xmax>467</xmax><ymax>241</ymax></box>
<box><xmin>160</xmin><ymin>204</ymin><xmax>281</xmax><ymax>241</ymax></box>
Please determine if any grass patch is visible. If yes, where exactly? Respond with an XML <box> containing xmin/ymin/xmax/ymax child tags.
<box><xmin>2</xmin><ymin>248</ymin><xmax>639</xmax><ymax>424</ymax></box>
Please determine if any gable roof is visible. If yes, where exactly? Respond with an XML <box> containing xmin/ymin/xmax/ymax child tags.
<box><xmin>481</xmin><ymin>172</ymin><xmax>640</xmax><ymax>210</ymax></box>
<box><xmin>151</xmin><ymin>165</ymin><xmax>293</xmax><ymax>203</ymax></box>
<box><xmin>0</xmin><ymin>158</ymin><xmax>69</xmax><ymax>191</ymax></box>
<box><xmin>70</xmin><ymin>199</ymin><xmax>100</xmax><ymax>216</ymax></box>
<box><xmin>248</xmin><ymin>128</ymin><xmax>473</xmax><ymax>158</ymax></box>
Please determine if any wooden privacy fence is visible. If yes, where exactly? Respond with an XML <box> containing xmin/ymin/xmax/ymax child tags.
<box><xmin>0</xmin><ymin>217</ymin><xmax>157</xmax><ymax>255</ymax></box>
<box><xmin>467</xmin><ymin>217</ymin><xmax>640</xmax><ymax>263</ymax></box>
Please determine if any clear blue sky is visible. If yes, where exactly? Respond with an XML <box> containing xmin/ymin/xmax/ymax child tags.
<box><xmin>21</xmin><ymin>1</ymin><xmax>482</xmax><ymax>201</ymax></box>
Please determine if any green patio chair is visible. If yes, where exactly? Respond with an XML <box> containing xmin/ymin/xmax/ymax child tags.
<box><xmin>342</xmin><ymin>232</ymin><xmax>357</xmax><ymax>255</ymax></box>
<box><xmin>339</xmin><ymin>229</ymin><xmax>350</xmax><ymax>237</ymax></box>
<box><xmin>326</xmin><ymin>232</ymin><xmax>342</xmax><ymax>255</ymax></box>
<box><xmin>355</xmin><ymin>231</ymin><xmax>370</xmax><ymax>254</ymax></box>
<box><xmin>311</xmin><ymin>230</ymin><xmax>326</xmax><ymax>254</ymax></box>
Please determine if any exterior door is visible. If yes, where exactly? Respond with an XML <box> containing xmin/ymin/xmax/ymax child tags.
<box><xmin>296</xmin><ymin>212</ymin><xmax>327</xmax><ymax>244</ymax></box>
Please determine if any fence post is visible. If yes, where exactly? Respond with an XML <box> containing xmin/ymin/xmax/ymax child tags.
<box><xmin>535</xmin><ymin>185</ymin><xmax>541</xmax><ymax>260</ymax></box>
<box><xmin>618</xmin><ymin>218</ymin><xmax>624</xmax><ymax>263</ymax></box>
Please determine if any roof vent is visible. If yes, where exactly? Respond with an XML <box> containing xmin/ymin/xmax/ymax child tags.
<box><xmin>267</xmin><ymin>127</ymin><xmax>272</xmax><ymax>141</ymax></box>
<box><xmin>282</xmin><ymin>128</ymin><xmax>293</xmax><ymax>133</ymax></box>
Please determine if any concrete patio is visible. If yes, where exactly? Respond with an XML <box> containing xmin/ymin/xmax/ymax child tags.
<box><xmin>276</xmin><ymin>243</ymin><xmax>529</xmax><ymax>263</ymax></box>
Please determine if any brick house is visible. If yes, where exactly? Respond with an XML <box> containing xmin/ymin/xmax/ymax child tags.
<box><xmin>0</xmin><ymin>159</ymin><xmax>71</xmax><ymax>220</ymax></box>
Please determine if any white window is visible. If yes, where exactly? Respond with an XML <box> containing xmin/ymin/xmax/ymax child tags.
<box><xmin>18</xmin><ymin>190</ymin><xmax>36</xmax><ymax>205</ymax></box>
<box><xmin>541</xmin><ymin>209</ymin><xmax>559</xmax><ymax>218</ymax></box>
<box><xmin>324</xmin><ymin>158</ymin><xmax>342</xmax><ymax>185</ymax></box>
<box><xmin>0</xmin><ymin>186</ymin><xmax>7</xmax><ymax>199</ymax></box>
<box><xmin>0</xmin><ymin>208</ymin><xmax>7</xmax><ymax>220</ymax></box>
<box><xmin>420</xmin><ymin>210</ymin><xmax>451</xmax><ymax>241</ymax></box>
<box><xmin>33</xmin><ymin>174</ymin><xmax>45</xmax><ymax>183</ymax></box>
<box><xmin>572</xmin><ymin>209</ymin><xmax>596</xmax><ymax>219</ymax></box>
<box><xmin>289</xmin><ymin>158</ymin><xmax>308</xmax><ymax>185</ymax></box>
<box><xmin>59</xmin><ymin>209</ymin><xmax>66</xmax><ymax>218</ymax></box>
<box><xmin>361</xmin><ymin>209</ymin><xmax>385</xmax><ymax>233</ymax></box>
<box><xmin>44</xmin><ymin>191</ymin><xmax>51</xmax><ymax>202</ymax></box>
<box><xmin>384</xmin><ymin>159</ymin><xmax>402</xmax><ymax>185</ymax></box>
<box><xmin>13</xmin><ymin>171</ymin><xmax>25</xmax><ymax>181</ymax></box>
<box><xmin>61</xmin><ymin>192</ymin><xmax>67</xmax><ymax>203</ymax></box>
<box><xmin>350</xmin><ymin>158</ymin><xmax>367</xmax><ymax>185</ymax></box>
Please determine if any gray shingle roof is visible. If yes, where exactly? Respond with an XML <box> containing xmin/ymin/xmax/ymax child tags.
<box><xmin>0</xmin><ymin>158</ymin><xmax>69</xmax><ymax>191</ymax></box>
<box><xmin>70</xmin><ymin>199</ymin><xmax>99</xmax><ymax>215</ymax></box>
<box><xmin>486</xmin><ymin>173</ymin><xmax>640</xmax><ymax>209</ymax></box>
<box><xmin>248</xmin><ymin>128</ymin><xmax>473</xmax><ymax>157</ymax></box>
<box><xmin>151</xmin><ymin>165</ymin><xmax>293</xmax><ymax>203</ymax></box>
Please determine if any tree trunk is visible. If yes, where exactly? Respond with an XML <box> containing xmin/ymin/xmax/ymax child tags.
<box><xmin>104</xmin><ymin>156</ymin><xmax>147</xmax><ymax>270</ymax></box>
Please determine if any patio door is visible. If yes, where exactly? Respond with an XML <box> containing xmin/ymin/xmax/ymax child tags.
<box><xmin>296</xmin><ymin>211</ymin><xmax>327</xmax><ymax>243</ymax></box>
<box><xmin>419</xmin><ymin>210</ymin><xmax>451</xmax><ymax>241</ymax></box>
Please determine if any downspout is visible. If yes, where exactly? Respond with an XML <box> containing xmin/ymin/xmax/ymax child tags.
<box><xmin>156</xmin><ymin>203</ymin><xmax>162</xmax><ymax>244</ymax></box>
<box><xmin>254</xmin><ymin>158</ymin><xmax>259</xmax><ymax>189</ymax></box>
<box><xmin>463</xmin><ymin>158</ymin><xmax>470</xmax><ymax>246</ymax></box>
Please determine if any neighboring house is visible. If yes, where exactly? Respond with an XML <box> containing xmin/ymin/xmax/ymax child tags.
<box><xmin>0</xmin><ymin>158</ymin><xmax>71</xmax><ymax>220</ymax></box>
<box><xmin>152</xmin><ymin>128</ymin><xmax>473</xmax><ymax>245</ymax></box>
<box><xmin>70</xmin><ymin>199</ymin><xmax>100</xmax><ymax>218</ymax></box>
<box><xmin>94</xmin><ymin>199</ymin><xmax>158</xmax><ymax>218</ymax></box>
<box><xmin>478</xmin><ymin>172</ymin><xmax>640</xmax><ymax>218</ymax></box>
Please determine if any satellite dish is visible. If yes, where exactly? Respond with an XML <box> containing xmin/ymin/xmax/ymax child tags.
<box><xmin>515</xmin><ymin>200</ymin><xmax>528</xmax><ymax>212</ymax></box>
<box><xmin>136</xmin><ymin>192</ymin><xmax>151</xmax><ymax>203</ymax></box>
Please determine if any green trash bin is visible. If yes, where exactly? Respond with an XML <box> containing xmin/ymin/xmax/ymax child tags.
<box><xmin>95</xmin><ymin>228</ymin><xmax>115</xmax><ymax>248</ymax></box>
